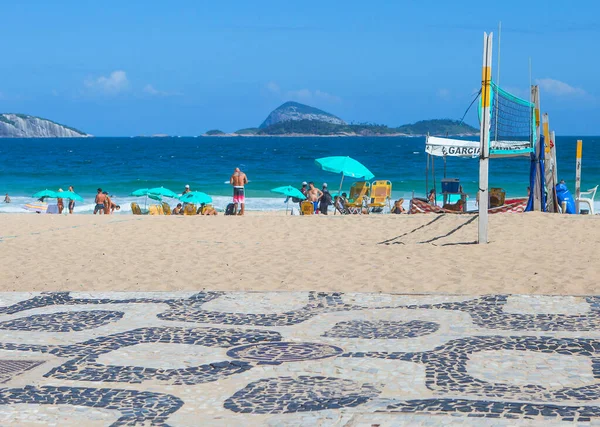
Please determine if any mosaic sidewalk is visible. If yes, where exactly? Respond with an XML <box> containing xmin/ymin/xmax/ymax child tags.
<box><xmin>1</xmin><ymin>292</ymin><xmax>600</xmax><ymax>425</ymax></box>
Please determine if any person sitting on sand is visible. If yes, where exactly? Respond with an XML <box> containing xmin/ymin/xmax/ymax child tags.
<box><xmin>57</xmin><ymin>188</ymin><xmax>64</xmax><ymax>214</ymax></box>
<box><xmin>334</xmin><ymin>196</ymin><xmax>345</xmax><ymax>214</ymax></box>
<box><xmin>94</xmin><ymin>188</ymin><xmax>106</xmax><ymax>214</ymax></box>
<box><xmin>306</xmin><ymin>182</ymin><xmax>322</xmax><ymax>214</ymax></box>
<box><xmin>172</xmin><ymin>203</ymin><xmax>183</xmax><ymax>215</ymax></box>
<box><xmin>198</xmin><ymin>203</ymin><xmax>217</xmax><ymax>215</ymax></box>
<box><xmin>391</xmin><ymin>198</ymin><xmax>406</xmax><ymax>214</ymax></box>
<box><xmin>4</xmin><ymin>193</ymin><xmax>10</xmax><ymax>203</ymax></box>
<box><xmin>427</xmin><ymin>189</ymin><xmax>436</xmax><ymax>205</ymax></box>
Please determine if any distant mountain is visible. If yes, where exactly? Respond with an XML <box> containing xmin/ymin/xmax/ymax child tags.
<box><xmin>0</xmin><ymin>113</ymin><xmax>89</xmax><ymax>138</ymax></box>
<box><xmin>204</xmin><ymin>129</ymin><xmax>226</xmax><ymax>136</ymax></box>
<box><xmin>259</xmin><ymin>101</ymin><xmax>346</xmax><ymax>129</ymax></box>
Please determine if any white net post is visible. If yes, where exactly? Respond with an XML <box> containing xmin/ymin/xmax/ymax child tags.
<box><xmin>478</xmin><ymin>32</ymin><xmax>493</xmax><ymax>244</ymax></box>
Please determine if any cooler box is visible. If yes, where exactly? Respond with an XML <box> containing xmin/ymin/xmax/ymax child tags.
<box><xmin>441</xmin><ymin>178</ymin><xmax>460</xmax><ymax>193</ymax></box>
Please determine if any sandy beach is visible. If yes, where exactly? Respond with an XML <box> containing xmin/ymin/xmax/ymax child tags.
<box><xmin>1</xmin><ymin>212</ymin><xmax>598</xmax><ymax>295</ymax></box>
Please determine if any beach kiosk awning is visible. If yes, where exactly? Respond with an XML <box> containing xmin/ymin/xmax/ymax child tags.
<box><xmin>425</xmin><ymin>136</ymin><xmax>480</xmax><ymax>158</ymax></box>
<box><xmin>426</xmin><ymin>136</ymin><xmax>531</xmax><ymax>158</ymax></box>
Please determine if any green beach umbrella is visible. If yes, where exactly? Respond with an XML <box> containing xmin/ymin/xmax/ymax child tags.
<box><xmin>32</xmin><ymin>189</ymin><xmax>59</xmax><ymax>199</ymax></box>
<box><xmin>271</xmin><ymin>185</ymin><xmax>306</xmax><ymax>215</ymax></box>
<box><xmin>179</xmin><ymin>191</ymin><xmax>212</xmax><ymax>205</ymax></box>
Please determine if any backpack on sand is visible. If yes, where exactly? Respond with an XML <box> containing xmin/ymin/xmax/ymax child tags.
<box><xmin>225</xmin><ymin>203</ymin><xmax>236</xmax><ymax>215</ymax></box>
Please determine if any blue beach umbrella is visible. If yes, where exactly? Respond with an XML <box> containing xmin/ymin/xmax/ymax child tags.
<box><xmin>271</xmin><ymin>186</ymin><xmax>306</xmax><ymax>214</ymax></box>
<box><xmin>179</xmin><ymin>191</ymin><xmax>212</xmax><ymax>205</ymax></box>
<box><xmin>315</xmin><ymin>156</ymin><xmax>374</xmax><ymax>195</ymax></box>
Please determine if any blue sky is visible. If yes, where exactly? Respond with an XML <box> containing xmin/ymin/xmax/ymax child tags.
<box><xmin>1</xmin><ymin>0</ymin><xmax>598</xmax><ymax>135</ymax></box>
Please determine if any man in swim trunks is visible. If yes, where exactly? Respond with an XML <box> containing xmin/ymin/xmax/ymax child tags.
<box><xmin>306</xmin><ymin>182</ymin><xmax>323</xmax><ymax>214</ymax></box>
<box><xmin>94</xmin><ymin>188</ymin><xmax>106</xmax><ymax>215</ymax></box>
<box><xmin>230</xmin><ymin>167</ymin><xmax>248</xmax><ymax>215</ymax></box>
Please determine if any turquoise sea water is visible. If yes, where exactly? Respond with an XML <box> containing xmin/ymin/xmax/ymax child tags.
<box><xmin>0</xmin><ymin>136</ymin><xmax>598</xmax><ymax>213</ymax></box>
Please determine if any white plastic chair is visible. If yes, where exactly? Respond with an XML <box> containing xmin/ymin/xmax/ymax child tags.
<box><xmin>576</xmin><ymin>185</ymin><xmax>598</xmax><ymax>215</ymax></box>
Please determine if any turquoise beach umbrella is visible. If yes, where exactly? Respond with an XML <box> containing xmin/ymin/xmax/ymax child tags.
<box><xmin>315</xmin><ymin>156</ymin><xmax>375</xmax><ymax>180</ymax></box>
<box><xmin>179</xmin><ymin>191</ymin><xmax>212</xmax><ymax>205</ymax></box>
<box><xmin>147</xmin><ymin>187</ymin><xmax>178</xmax><ymax>198</ymax></box>
<box><xmin>130</xmin><ymin>188</ymin><xmax>150</xmax><ymax>197</ymax></box>
<box><xmin>271</xmin><ymin>186</ymin><xmax>306</xmax><ymax>215</ymax></box>
<box><xmin>271</xmin><ymin>186</ymin><xmax>306</xmax><ymax>200</ymax></box>
<box><xmin>130</xmin><ymin>188</ymin><xmax>163</xmax><ymax>208</ymax></box>
<box><xmin>60</xmin><ymin>191</ymin><xmax>84</xmax><ymax>202</ymax></box>
<box><xmin>315</xmin><ymin>156</ymin><xmax>374</xmax><ymax>197</ymax></box>
<box><xmin>32</xmin><ymin>189</ymin><xmax>59</xmax><ymax>199</ymax></box>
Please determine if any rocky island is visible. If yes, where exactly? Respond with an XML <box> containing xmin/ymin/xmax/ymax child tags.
<box><xmin>211</xmin><ymin>101</ymin><xmax>479</xmax><ymax>137</ymax></box>
<box><xmin>0</xmin><ymin>114</ymin><xmax>89</xmax><ymax>138</ymax></box>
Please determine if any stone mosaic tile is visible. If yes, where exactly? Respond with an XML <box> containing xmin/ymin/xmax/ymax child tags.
<box><xmin>0</xmin><ymin>360</ymin><xmax>45</xmax><ymax>384</ymax></box>
<box><xmin>0</xmin><ymin>310</ymin><xmax>123</xmax><ymax>332</ymax></box>
<box><xmin>0</xmin><ymin>291</ymin><xmax>600</xmax><ymax>425</ymax></box>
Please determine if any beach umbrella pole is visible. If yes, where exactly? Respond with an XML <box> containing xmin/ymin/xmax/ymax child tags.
<box><xmin>286</xmin><ymin>198</ymin><xmax>289</xmax><ymax>215</ymax></box>
<box><xmin>335</xmin><ymin>172</ymin><xmax>345</xmax><ymax>215</ymax></box>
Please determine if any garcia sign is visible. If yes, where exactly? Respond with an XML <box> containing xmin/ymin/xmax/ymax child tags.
<box><xmin>425</xmin><ymin>137</ymin><xmax>480</xmax><ymax>158</ymax></box>
<box><xmin>426</xmin><ymin>136</ymin><xmax>533</xmax><ymax>158</ymax></box>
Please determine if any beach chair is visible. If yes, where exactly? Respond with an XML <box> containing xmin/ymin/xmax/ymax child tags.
<box><xmin>148</xmin><ymin>204</ymin><xmax>163</xmax><ymax>215</ymax></box>
<box><xmin>368</xmin><ymin>180</ymin><xmax>392</xmax><ymax>213</ymax></box>
<box><xmin>576</xmin><ymin>185</ymin><xmax>598</xmax><ymax>215</ymax></box>
<box><xmin>489</xmin><ymin>188</ymin><xmax>506</xmax><ymax>208</ymax></box>
<box><xmin>183</xmin><ymin>204</ymin><xmax>197</xmax><ymax>215</ymax></box>
<box><xmin>162</xmin><ymin>202</ymin><xmax>171</xmax><ymax>215</ymax></box>
<box><xmin>300</xmin><ymin>201</ymin><xmax>314</xmax><ymax>215</ymax></box>
<box><xmin>130</xmin><ymin>202</ymin><xmax>143</xmax><ymax>215</ymax></box>
<box><xmin>345</xmin><ymin>181</ymin><xmax>370</xmax><ymax>214</ymax></box>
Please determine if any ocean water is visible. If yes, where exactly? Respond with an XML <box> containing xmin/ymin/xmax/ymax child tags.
<box><xmin>0</xmin><ymin>136</ymin><xmax>599</xmax><ymax>214</ymax></box>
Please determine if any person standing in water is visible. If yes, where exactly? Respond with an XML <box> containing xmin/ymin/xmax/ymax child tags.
<box><xmin>57</xmin><ymin>188</ymin><xmax>64</xmax><ymax>214</ymax></box>
<box><xmin>3</xmin><ymin>194</ymin><xmax>10</xmax><ymax>203</ymax></box>
<box><xmin>68</xmin><ymin>186</ymin><xmax>75</xmax><ymax>214</ymax></box>
<box><xmin>230</xmin><ymin>167</ymin><xmax>248</xmax><ymax>215</ymax></box>
<box><xmin>94</xmin><ymin>188</ymin><xmax>106</xmax><ymax>214</ymax></box>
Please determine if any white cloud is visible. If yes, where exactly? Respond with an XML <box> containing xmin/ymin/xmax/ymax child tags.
<box><xmin>265</xmin><ymin>81</ymin><xmax>281</xmax><ymax>94</ymax></box>
<box><xmin>85</xmin><ymin>70</ymin><xmax>129</xmax><ymax>94</ymax></box>
<box><xmin>535</xmin><ymin>78</ymin><xmax>586</xmax><ymax>96</ymax></box>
